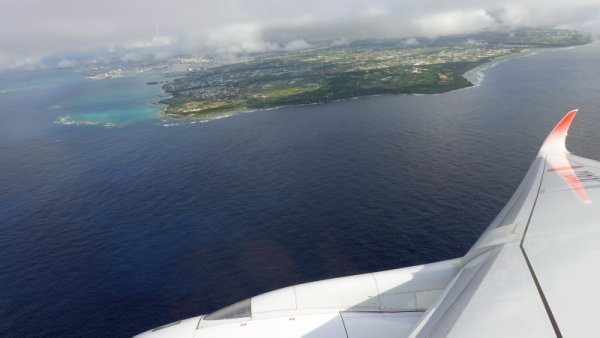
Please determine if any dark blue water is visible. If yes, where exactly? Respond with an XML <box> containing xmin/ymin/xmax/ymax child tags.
<box><xmin>1</xmin><ymin>43</ymin><xmax>600</xmax><ymax>337</ymax></box>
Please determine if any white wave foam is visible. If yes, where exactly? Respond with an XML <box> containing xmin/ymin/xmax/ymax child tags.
<box><xmin>54</xmin><ymin>115</ymin><xmax>116</xmax><ymax>128</ymax></box>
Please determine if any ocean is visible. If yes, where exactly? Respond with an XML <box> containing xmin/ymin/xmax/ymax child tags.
<box><xmin>1</xmin><ymin>42</ymin><xmax>600</xmax><ymax>337</ymax></box>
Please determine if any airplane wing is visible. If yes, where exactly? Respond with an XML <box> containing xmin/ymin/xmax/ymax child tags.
<box><xmin>409</xmin><ymin>109</ymin><xmax>600</xmax><ymax>337</ymax></box>
<box><xmin>136</xmin><ymin>110</ymin><xmax>600</xmax><ymax>337</ymax></box>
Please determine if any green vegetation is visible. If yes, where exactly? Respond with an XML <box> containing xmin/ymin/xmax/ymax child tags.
<box><xmin>161</xmin><ymin>28</ymin><xmax>591</xmax><ymax>118</ymax></box>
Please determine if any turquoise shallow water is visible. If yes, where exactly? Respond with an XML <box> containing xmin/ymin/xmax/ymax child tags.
<box><xmin>1</xmin><ymin>43</ymin><xmax>600</xmax><ymax>337</ymax></box>
<box><xmin>45</xmin><ymin>72</ymin><xmax>164</xmax><ymax>127</ymax></box>
<box><xmin>56</xmin><ymin>105</ymin><xmax>162</xmax><ymax>126</ymax></box>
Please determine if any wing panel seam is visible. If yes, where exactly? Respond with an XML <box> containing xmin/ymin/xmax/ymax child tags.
<box><xmin>520</xmin><ymin>158</ymin><xmax>562</xmax><ymax>338</ymax></box>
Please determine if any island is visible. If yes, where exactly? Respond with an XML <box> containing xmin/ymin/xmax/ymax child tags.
<box><xmin>160</xmin><ymin>28</ymin><xmax>591</xmax><ymax>118</ymax></box>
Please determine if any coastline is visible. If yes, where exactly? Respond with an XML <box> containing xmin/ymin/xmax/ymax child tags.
<box><xmin>462</xmin><ymin>42</ymin><xmax>596</xmax><ymax>87</ymax></box>
<box><xmin>158</xmin><ymin>42</ymin><xmax>593</xmax><ymax>125</ymax></box>
<box><xmin>159</xmin><ymin>53</ymin><xmax>520</xmax><ymax>124</ymax></box>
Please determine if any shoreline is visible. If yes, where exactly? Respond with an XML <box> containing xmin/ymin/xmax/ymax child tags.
<box><xmin>159</xmin><ymin>43</ymin><xmax>591</xmax><ymax>125</ymax></box>
<box><xmin>158</xmin><ymin>56</ymin><xmax>514</xmax><ymax>124</ymax></box>
<box><xmin>461</xmin><ymin>42</ymin><xmax>595</xmax><ymax>88</ymax></box>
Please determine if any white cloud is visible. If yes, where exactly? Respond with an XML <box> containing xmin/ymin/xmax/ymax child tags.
<box><xmin>493</xmin><ymin>5</ymin><xmax>527</xmax><ymax>26</ymax></box>
<box><xmin>120</xmin><ymin>52</ymin><xmax>145</xmax><ymax>63</ymax></box>
<box><xmin>153</xmin><ymin>50</ymin><xmax>175</xmax><ymax>60</ymax></box>
<box><xmin>414</xmin><ymin>9</ymin><xmax>496</xmax><ymax>37</ymax></box>
<box><xmin>126</xmin><ymin>35</ymin><xmax>174</xmax><ymax>49</ymax></box>
<box><xmin>204</xmin><ymin>23</ymin><xmax>279</xmax><ymax>54</ymax></box>
<box><xmin>574</xmin><ymin>12</ymin><xmax>600</xmax><ymax>34</ymax></box>
<box><xmin>0</xmin><ymin>0</ymin><xmax>599</xmax><ymax>71</ymax></box>
<box><xmin>403</xmin><ymin>38</ymin><xmax>420</xmax><ymax>46</ymax></box>
<box><xmin>284</xmin><ymin>39</ymin><xmax>312</xmax><ymax>51</ymax></box>
<box><xmin>465</xmin><ymin>39</ymin><xmax>486</xmax><ymax>46</ymax></box>
<box><xmin>56</xmin><ymin>59</ymin><xmax>78</xmax><ymax>68</ymax></box>
<box><xmin>332</xmin><ymin>38</ymin><xmax>350</xmax><ymax>46</ymax></box>
<box><xmin>0</xmin><ymin>51</ymin><xmax>46</xmax><ymax>71</ymax></box>
<box><xmin>361</xmin><ymin>6</ymin><xmax>390</xmax><ymax>19</ymax></box>
<box><xmin>12</xmin><ymin>57</ymin><xmax>46</xmax><ymax>71</ymax></box>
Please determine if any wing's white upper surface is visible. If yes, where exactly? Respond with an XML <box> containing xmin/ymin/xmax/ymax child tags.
<box><xmin>523</xmin><ymin>153</ymin><xmax>600</xmax><ymax>337</ymax></box>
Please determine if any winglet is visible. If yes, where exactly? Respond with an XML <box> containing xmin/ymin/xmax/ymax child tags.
<box><xmin>539</xmin><ymin>109</ymin><xmax>578</xmax><ymax>156</ymax></box>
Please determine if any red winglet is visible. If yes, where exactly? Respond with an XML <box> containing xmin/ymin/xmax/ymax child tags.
<box><xmin>539</xmin><ymin>109</ymin><xmax>578</xmax><ymax>156</ymax></box>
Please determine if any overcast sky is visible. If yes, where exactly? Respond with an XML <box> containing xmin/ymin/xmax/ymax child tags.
<box><xmin>1</xmin><ymin>0</ymin><xmax>600</xmax><ymax>71</ymax></box>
